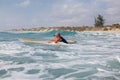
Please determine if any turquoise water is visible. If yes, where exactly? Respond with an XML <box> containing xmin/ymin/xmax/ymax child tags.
<box><xmin>0</xmin><ymin>31</ymin><xmax>120</xmax><ymax>80</ymax></box>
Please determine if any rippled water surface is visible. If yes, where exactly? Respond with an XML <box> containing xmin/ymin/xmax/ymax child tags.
<box><xmin>0</xmin><ymin>31</ymin><xmax>120</xmax><ymax>80</ymax></box>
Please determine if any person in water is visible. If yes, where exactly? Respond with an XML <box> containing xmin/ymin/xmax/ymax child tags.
<box><xmin>48</xmin><ymin>32</ymin><xmax>68</xmax><ymax>43</ymax></box>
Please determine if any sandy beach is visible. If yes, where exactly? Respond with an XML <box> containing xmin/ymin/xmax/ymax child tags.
<box><xmin>8</xmin><ymin>24</ymin><xmax>120</xmax><ymax>34</ymax></box>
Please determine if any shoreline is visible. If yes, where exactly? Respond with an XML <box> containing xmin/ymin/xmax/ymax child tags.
<box><xmin>6</xmin><ymin>24</ymin><xmax>120</xmax><ymax>33</ymax></box>
<box><xmin>6</xmin><ymin>29</ymin><xmax>120</xmax><ymax>34</ymax></box>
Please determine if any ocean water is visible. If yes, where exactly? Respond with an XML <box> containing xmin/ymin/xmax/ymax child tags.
<box><xmin>0</xmin><ymin>30</ymin><xmax>120</xmax><ymax>80</ymax></box>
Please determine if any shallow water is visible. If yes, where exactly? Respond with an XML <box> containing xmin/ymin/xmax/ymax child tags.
<box><xmin>0</xmin><ymin>31</ymin><xmax>120</xmax><ymax>80</ymax></box>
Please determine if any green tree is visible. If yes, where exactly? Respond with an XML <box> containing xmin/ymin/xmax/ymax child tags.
<box><xmin>94</xmin><ymin>14</ymin><xmax>105</xmax><ymax>27</ymax></box>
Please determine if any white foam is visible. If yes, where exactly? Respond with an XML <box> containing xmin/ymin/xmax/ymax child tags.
<box><xmin>96</xmin><ymin>68</ymin><xmax>120</xmax><ymax>80</ymax></box>
<box><xmin>0</xmin><ymin>32</ymin><xmax>120</xmax><ymax>79</ymax></box>
<box><xmin>116</xmin><ymin>56</ymin><xmax>120</xmax><ymax>63</ymax></box>
<box><xmin>55</xmin><ymin>68</ymin><xmax>94</xmax><ymax>80</ymax></box>
<box><xmin>0</xmin><ymin>42</ymin><xmax>33</xmax><ymax>54</ymax></box>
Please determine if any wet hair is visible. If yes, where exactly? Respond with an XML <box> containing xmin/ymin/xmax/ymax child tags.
<box><xmin>55</xmin><ymin>32</ymin><xmax>60</xmax><ymax>36</ymax></box>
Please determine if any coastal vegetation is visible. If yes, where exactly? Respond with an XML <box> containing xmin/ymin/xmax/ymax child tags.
<box><xmin>94</xmin><ymin>14</ymin><xmax>105</xmax><ymax>27</ymax></box>
<box><xmin>10</xmin><ymin>23</ymin><xmax>120</xmax><ymax>32</ymax></box>
<box><xmin>10</xmin><ymin>14</ymin><xmax>120</xmax><ymax>32</ymax></box>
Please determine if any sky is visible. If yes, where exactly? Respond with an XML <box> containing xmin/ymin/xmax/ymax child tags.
<box><xmin>0</xmin><ymin>0</ymin><xmax>120</xmax><ymax>30</ymax></box>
